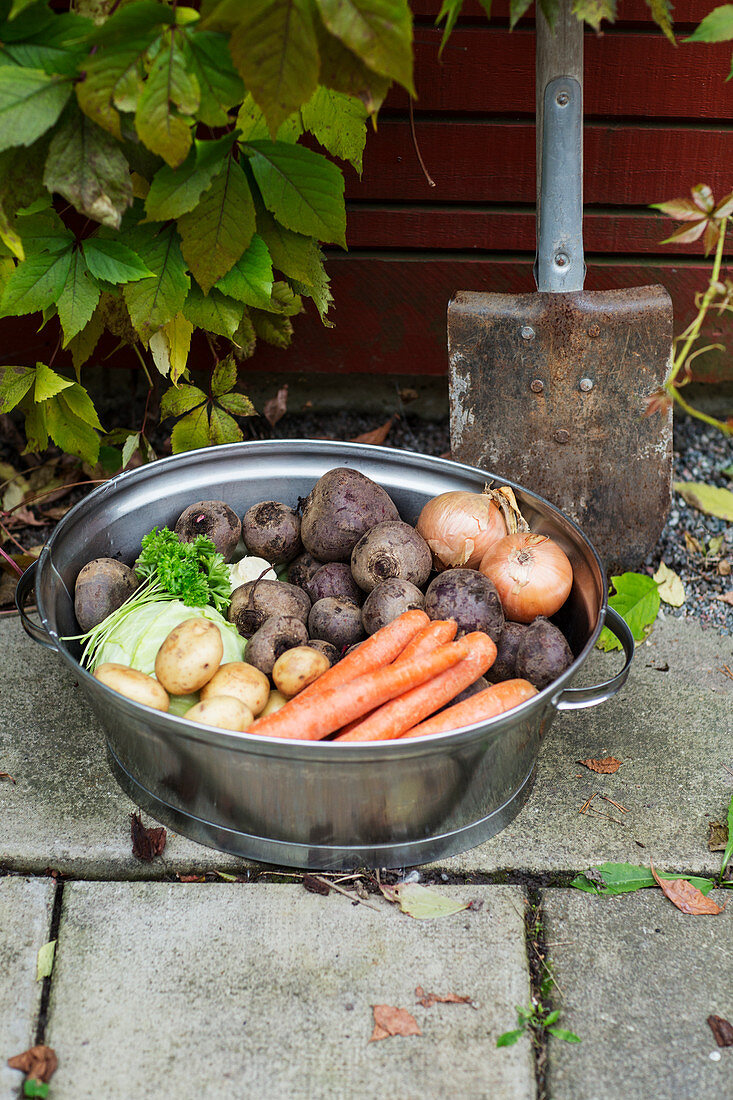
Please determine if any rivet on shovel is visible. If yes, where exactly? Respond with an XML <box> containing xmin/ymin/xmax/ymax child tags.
<box><xmin>579</xmin><ymin>378</ymin><xmax>593</xmax><ymax>392</ymax></box>
<box><xmin>521</xmin><ymin>325</ymin><xmax>535</xmax><ymax>340</ymax></box>
<box><xmin>530</xmin><ymin>379</ymin><xmax>545</xmax><ymax>393</ymax></box>
<box><xmin>555</xmin><ymin>252</ymin><xmax>569</xmax><ymax>268</ymax></box>
<box><xmin>554</xmin><ymin>429</ymin><xmax>570</xmax><ymax>444</ymax></box>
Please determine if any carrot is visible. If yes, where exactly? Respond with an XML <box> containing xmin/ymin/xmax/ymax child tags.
<box><xmin>400</xmin><ymin>679</ymin><xmax>538</xmax><ymax>740</ymax></box>
<box><xmin>391</xmin><ymin>619</ymin><xmax>457</xmax><ymax>664</ymax></box>
<box><xmin>247</xmin><ymin>637</ymin><xmax>470</xmax><ymax>741</ymax></box>
<box><xmin>294</xmin><ymin>608</ymin><xmax>429</xmax><ymax>702</ymax></box>
<box><xmin>335</xmin><ymin>631</ymin><xmax>497</xmax><ymax>742</ymax></box>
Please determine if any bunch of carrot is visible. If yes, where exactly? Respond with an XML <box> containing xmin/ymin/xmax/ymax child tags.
<box><xmin>246</xmin><ymin>609</ymin><xmax>537</xmax><ymax>743</ymax></box>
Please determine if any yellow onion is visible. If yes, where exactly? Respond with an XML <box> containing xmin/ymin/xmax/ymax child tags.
<box><xmin>479</xmin><ymin>533</ymin><xmax>573</xmax><ymax>623</ymax></box>
<box><xmin>416</xmin><ymin>486</ymin><xmax>528</xmax><ymax>571</ymax></box>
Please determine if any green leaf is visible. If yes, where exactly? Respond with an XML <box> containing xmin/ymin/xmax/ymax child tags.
<box><xmin>160</xmin><ymin>381</ymin><xmax>206</xmax><ymax>419</ymax></box>
<box><xmin>232</xmin><ymin>308</ymin><xmax>256</xmax><ymax>358</ymax></box>
<box><xmin>145</xmin><ymin>133</ymin><xmax>236</xmax><ymax>221</ymax></box>
<box><xmin>645</xmin><ymin>0</ymin><xmax>675</xmax><ymax>43</ymax></box>
<box><xmin>547</xmin><ymin>1027</ymin><xmax>581</xmax><ymax>1043</ymax></box>
<box><xmin>66</xmin><ymin>305</ymin><xmax>105</xmax><ymax>373</ymax></box>
<box><xmin>211</xmin><ymin>352</ymin><xmax>236</xmax><ymax>397</ymax></box>
<box><xmin>149</xmin><ymin>311</ymin><xmax>193</xmax><ymax>381</ymax></box>
<box><xmin>543</xmin><ymin>1010</ymin><xmax>561</xmax><ymax>1026</ymax></box>
<box><xmin>686</xmin><ymin>4</ymin><xmax>733</xmax><ymax>41</ymax></box>
<box><xmin>673</xmin><ymin>481</ymin><xmax>733</xmax><ymax>522</ymax></box>
<box><xmin>43</xmin><ymin>107</ymin><xmax>133</xmax><ymax>230</ymax></box>
<box><xmin>218</xmin><ymin>390</ymin><xmax>254</xmax><ymax>417</ymax></box>
<box><xmin>215</xmin><ymin>233</ymin><xmax>273</xmax><ymax>308</ymax></box>
<box><xmin>509</xmin><ymin>0</ymin><xmax>533</xmax><ymax>26</ymax></box>
<box><xmin>290</xmin><ymin>263</ymin><xmax>333</xmax><ymax>324</ymax></box>
<box><xmin>222</xmin><ymin>0</ymin><xmax>319</xmax><ymax>136</ymax></box>
<box><xmin>256</xmin><ymin>204</ymin><xmax>322</xmax><ymax>282</ymax></box>
<box><xmin>0</xmin><ymin>68</ymin><xmax>72</xmax><ymax>152</ymax></box>
<box><xmin>245</xmin><ymin>140</ymin><xmax>346</xmax><ymax>247</ymax></box>
<box><xmin>57</xmin><ymin>248</ymin><xmax>101</xmax><ymax>345</ymax></box>
<box><xmin>435</xmin><ymin>0</ymin><xmax>464</xmax><ymax>57</ymax></box>
<box><xmin>36</xmin><ymin>938</ymin><xmax>56</xmax><ymax>981</ymax></box>
<box><xmin>82</xmin><ymin>239</ymin><xmax>152</xmax><ymax>284</ymax></box>
<box><xmin>122</xmin><ymin>223</ymin><xmax>190</xmax><ymax>343</ymax></box>
<box><xmin>301</xmin><ymin>85</ymin><xmax>367</xmax><ymax>173</ymax></box>
<box><xmin>12</xmin><ymin>204</ymin><xmax>72</xmax><ymax>256</ymax></box>
<box><xmin>265</xmin><ymin>279</ymin><xmax>302</xmax><ymax>316</ymax></box>
<box><xmin>209</xmin><ymin>402</ymin><xmax>243</xmax><ymax>444</ymax></box>
<box><xmin>2</xmin><ymin>11</ymin><xmax>93</xmax><ymax>77</ymax></box>
<box><xmin>135</xmin><ymin>36</ymin><xmax>199</xmax><ymax>168</ymax></box>
<box><xmin>720</xmin><ymin>794</ymin><xmax>733</xmax><ymax>882</ymax></box>
<box><xmin>236</xmin><ymin>93</ymin><xmax>304</xmax><ymax>143</ymax></box>
<box><xmin>33</xmin><ymin>362</ymin><xmax>74</xmax><ymax>403</ymax></box>
<box><xmin>597</xmin><ymin>572</ymin><xmax>660</xmax><ymax>651</ymax></box>
<box><xmin>496</xmin><ymin>1028</ymin><xmax>524</xmax><ymax>1048</ymax></box>
<box><xmin>315</xmin><ymin>0</ymin><xmax>414</xmax><ymax>94</ymax></box>
<box><xmin>571</xmin><ymin>862</ymin><xmax>716</xmax><ymax>897</ymax></box>
<box><xmin>249</xmin><ymin>306</ymin><xmax>293</xmax><ymax>347</ymax></box>
<box><xmin>181</xmin><ymin>29</ymin><xmax>244</xmax><ymax>126</ymax></box>
<box><xmin>571</xmin><ymin>0</ymin><xmax>616</xmax><ymax>30</ymax></box>
<box><xmin>61</xmin><ymin>382</ymin><xmax>104</xmax><ymax>430</ymax></box>
<box><xmin>313</xmin><ymin>14</ymin><xmax>390</xmax><ymax>114</ymax></box>
<box><xmin>0</xmin><ymin>247</ymin><xmax>72</xmax><ymax>316</ymax></box>
<box><xmin>178</xmin><ymin>158</ymin><xmax>255</xmax><ymax>292</ymax></box>
<box><xmin>0</xmin><ymin>364</ymin><xmax>35</xmax><ymax>412</ymax></box>
<box><xmin>182</xmin><ymin>284</ymin><xmax>243</xmax><ymax>338</ymax></box>
<box><xmin>46</xmin><ymin>390</ymin><xmax>100</xmax><ymax>465</ymax></box>
<box><xmin>171</xmin><ymin>402</ymin><xmax>211</xmax><ymax>452</ymax></box>
<box><xmin>537</xmin><ymin>0</ymin><xmax>559</xmax><ymax>27</ymax></box>
<box><xmin>23</xmin><ymin>1080</ymin><xmax>49</xmax><ymax>1099</ymax></box>
<box><xmin>76</xmin><ymin>3</ymin><xmax>174</xmax><ymax>137</ymax></box>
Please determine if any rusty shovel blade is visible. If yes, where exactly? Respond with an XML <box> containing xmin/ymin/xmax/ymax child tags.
<box><xmin>448</xmin><ymin>285</ymin><xmax>673</xmax><ymax>574</ymax></box>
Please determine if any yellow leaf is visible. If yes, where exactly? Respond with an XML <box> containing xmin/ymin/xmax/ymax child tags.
<box><xmin>673</xmin><ymin>481</ymin><xmax>733</xmax><ymax>522</ymax></box>
<box><xmin>653</xmin><ymin>561</ymin><xmax>685</xmax><ymax>607</ymax></box>
<box><xmin>149</xmin><ymin>312</ymin><xmax>192</xmax><ymax>383</ymax></box>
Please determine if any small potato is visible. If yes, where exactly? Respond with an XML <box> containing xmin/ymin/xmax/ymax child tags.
<box><xmin>155</xmin><ymin>618</ymin><xmax>224</xmax><ymax>695</ymax></box>
<box><xmin>259</xmin><ymin>689</ymin><xmax>288</xmax><ymax>716</ymax></box>
<box><xmin>184</xmin><ymin>695</ymin><xmax>254</xmax><ymax>732</ymax></box>
<box><xmin>94</xmin><ymin>663</ymin><xmax>169</xmax><ymax>712</ymax></box>
<box><xmin>200</xmin><ymin>662</ymin><xmax>270</xmax><ymax>715</ymax></box>
<box><xmin>272</xmin><ymin>645</ymin><xmax>330</xmax><ymax>698</ymax></box>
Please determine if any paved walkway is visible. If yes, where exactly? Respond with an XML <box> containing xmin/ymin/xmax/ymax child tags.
<box><xmin>1</xmin><ymin>614</ymin><xmax>732</xmax><ymax>1099</ymax></box>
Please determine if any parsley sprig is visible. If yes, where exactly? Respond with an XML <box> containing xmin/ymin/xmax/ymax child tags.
<box><xmin>135</xmin><ymin>527</ymin><xmax>230</xmax><ymax>613</ymax></box>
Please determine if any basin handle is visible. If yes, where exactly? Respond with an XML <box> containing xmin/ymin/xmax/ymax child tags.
<box><xmin>15</xmin><ymin>560</ymin><xmax>57</xmax><ymax>651</ymax></box>
<box><xmin>554</xmin><ymin>608</ymin><xmax>634</xmax><ymax>711</ymax></box>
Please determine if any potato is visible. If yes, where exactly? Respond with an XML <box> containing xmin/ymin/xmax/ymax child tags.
<box><xmin>154</xmin><ymin>618</ymin><xmax>224</xmax><ymax>695</ymax></box>
<box><xmin>200</xmin><ymin>662</ymin><xmax>270</xmax><ymax>715</ymax></box>
<box><xmin>272</xmin><ymin>645</ymin><xmax>330</xmax><ymax>697</ymax></box>
<box><xmin>259</xmin><ymin>689</ymin><xmax>288</xmax><ymax>716</ymax></box>
<box><xmin>94</xmin><ymin>663</ymin><xmax>169</xmax><ymax>711</ymax></box>
<box><xmin>184</xmin><ymin>695</ymin><xmax>254</xmax><ymax>731</ymax></box>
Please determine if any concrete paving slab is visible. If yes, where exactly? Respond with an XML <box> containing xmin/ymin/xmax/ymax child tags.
<box><xmin>542</xmin><ymin>887</ymin><xmax>733</xmax><ymax>1100</ymax></box>
<box><xmin>45</xmin><ymin>883</ymin><xmax>532</xmax><ymax>1099</ymax></box>
<box><xmin>0</xmin><ymin>876</ymin><xmax>56</xmax><ymax>1100</ymax></box>
<box><xmin>2</xmin><ymin>615</ymin><xmax>730</xmax><ymax>877</ymax></box>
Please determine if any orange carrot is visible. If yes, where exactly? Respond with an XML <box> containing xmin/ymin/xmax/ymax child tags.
<box><xmin>335</xmin><ymin>631</ymin><xmax>497</xmax><ymax>742</ymax></box>
<box><xmin>400</xmin><ymin>679</ymin><xmax>538</xmax><ymax>739</ymax></box>
<box><xmin>294</xmin><ymin>608</ymin><xmax>429</xmax><ymax>702</ymax></box>
<box><xmin>391</xmin><ymin>619</ymin><xmax>457</xmax><ymax>664</ymax></box>
<box><xmin>247</xmin><ymin>637</ymin><xmax>470</xmax><ymax>741</ymax></box>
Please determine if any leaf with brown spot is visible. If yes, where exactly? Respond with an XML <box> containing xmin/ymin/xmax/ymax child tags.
<box><xmin>302</xmin><ymin>873</ymin><xmax>330</xmax><ymax>896</ymax></box>
<box><xmin>7</xmin><ymin>1044</ymin><xmax>58</xmax><ymax>1084</ymax></box>
<box><xmin>130</xmin><ymin>811</ymin><xmax>166</xmax><ymax>861</ymax></box>
<box><xmin>350</xmin><ymin>415</ymin><xmax>398</xmax><ymax>445</ymax></box>
<box><xmin>650</xmin><ymin>861</ymin><xmax>725</xmax><ymax>915</ymax></box>
<box><xmin>578</xmin><ymin>757</ymin><xmax>623</xmax><ymax>774</ymax></box>
<box><xmin>708</xmin><ymin>1014</ymin><xmax>733</xmax><ymax>1047</ymax></box>
<box><xmin>415</xmin><ymin>985</ymin><xmax>475</xmax><ymax>1009</ymax></box>
<box><xmin>262</xmin><ymin>383</ymin><xmax>288</xmax><ymax>427</ymax></box>
<box><xmin>708</xmin><ymin>822</ymin><xmax>729</xmax><ymax>852</ymax></box>
<box><xmin>369</xmin><ymin>1004</ymin><xmax>422</xmax><ymax>1041</ymax></box>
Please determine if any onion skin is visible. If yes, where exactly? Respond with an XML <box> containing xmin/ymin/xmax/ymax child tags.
<box><xmin>479</xmin><ymin>533</ymin><xmax>573</xmax><ymax>623</ymax></box>
<box><xmin>415</xmin><ymin>491</ymin><xmax>508</xmax><ymax>571</ymax></box>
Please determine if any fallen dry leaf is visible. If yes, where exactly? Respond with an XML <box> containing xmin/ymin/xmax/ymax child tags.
<box><xmin>350</xmin><ymin>415</ymin><xmax>398</xmax><ymax>446</ymax></box>
<box><xmin>302</xmin><ymin>873</ymin><xmax>330</xmax><ymax>896</ymax></box>
<box><xmin>369</xmin><ymin>1004</ymin><xmax>422</xmax><ymax>1041</ymax></box>
<box><xmin>0</xmin><ymin>771</ymin><xmax>16</xmax><ymax>783</ymax></box>
<box><xmin>130</xmin><ymin>812</ymin><xmax>166</xmax><ymax>861</ymax></box>
<box><xmin>415</xmin><ymin>986</ymin><xmax>475</xmax><ymax>1009</ymax></box>
<box><xmin>7</xmin><ymin>1044</ymin><xmax>58</xmax><ymax>1084</ymax></box>
<box><xmin>578</xmin><ymin>757</ymin><xmax>623</xmax><ymax>774</ymax></box>
<box><xmin>262</xmin><ymin>384</ymin><xmax>288</xmax><ymax>427</ymax></box>
<box><xmin>708</xmin><ymin>821</ymin><xmax>729</xmax><ymax>852</ymax></box>
<box><xmin>708</xmin><ymin>1014</ymin><xmax>733</xmax><ymax>1047</ymax></box>
<box><xmin>714</xmin><ymin>592</ymin><xmax>733</xmax><ymax>606</ymax></box>
<box><xmin>379</xmin><ymin>881</ymin><xmax>470</xmax><ymax>919</ymax></box>
<box><xmin>650</xmin><ymin>861</ymin><xmax>725</xmax><ymax>915</ymax></box>
<box><xmin>176</xmin><ymin>872</ymin><xmax>205</xmax><ymax>882</ymax></box>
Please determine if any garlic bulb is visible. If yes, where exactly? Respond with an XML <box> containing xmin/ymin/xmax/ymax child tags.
<box><xmin>227</xmin><ymin>556</ymin><xmax>277</xmax><ymax>591</ymax></box>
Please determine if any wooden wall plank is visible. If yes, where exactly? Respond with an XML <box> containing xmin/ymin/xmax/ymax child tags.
<box><xmin>381</xmin><ymin>28</ymin><xmax>733</xmax><ymax>119</ymax></box>
<box><xmin>344</xmin><ymin>208</ymin><xmax>731</xmax><ymax>255</ymax></box>
<box><xmin>345</xmin><ymin>121</ymin><xmax>733</xmax><ymax>205</ymax></box>
<box><xmin>244</xmin><ymin>256</ymin><xmax>731</xmax><ymax>377</ymax></box>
